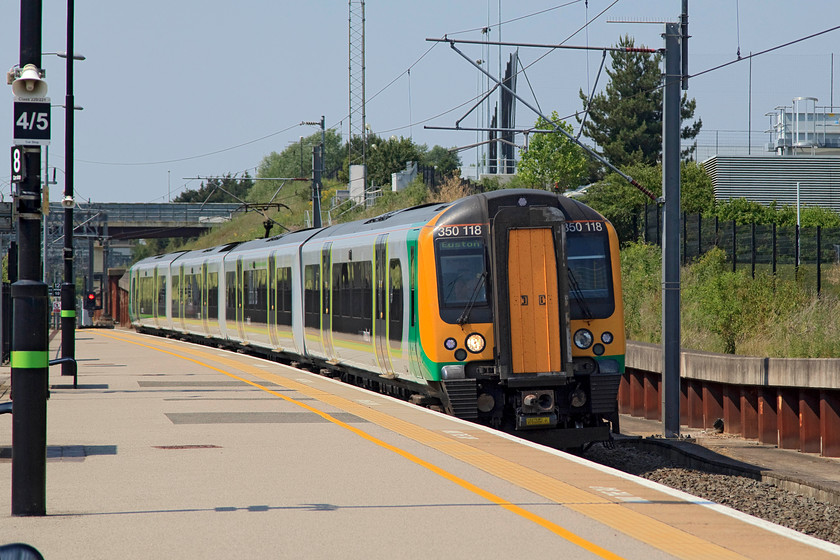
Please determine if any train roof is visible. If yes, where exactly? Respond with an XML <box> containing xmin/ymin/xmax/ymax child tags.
<box><xmin>130</xmin><ymin>189</ymin><xmax>608</xmax><ymax>267</ymax></box>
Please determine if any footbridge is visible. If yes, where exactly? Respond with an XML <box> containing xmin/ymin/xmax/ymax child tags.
<box><xmin>0</xmin><ymin>201</ymin><xmax>242</xmax><ymax>239</ymax></box>
<box><xmin>50</xmin><ymin>202</ymin><xmax>243</xmax><ymax>240</ymax></box>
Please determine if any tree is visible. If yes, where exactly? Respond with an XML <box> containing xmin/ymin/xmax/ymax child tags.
<box><xmin>419</xmin><ymin>144</ymin><xmax>461</xmax><ymax>175</ymax></box>
<box><xmin>517</xmin><ymin>113</ymin><xmax>589</xmax><ymax>191</ymax></box>
<box><xmin>583</xmin><ymin>163</ymin><xmax>660</xmax><ymax>242</ymax></box>
<box><xmin>583</xmin><ymin>161</ymin><xmax>715</xmax><ymax>243</ymax></box>
<box><xmin>577</xmin><ymin>35</ymin><xmax>702</xmax><ymax>168</ymax></box>
<box><xmin>255</xmin><ymin>129</ymin><xmax>344</xmax><ymax>183</ymax></box>
<box><xmin>174</xmin><ymin>173</ymin><xmax>254</xmax><ymax>203</ymax></box>
<box><xmin>366</xmin><ymin>135</ymin><xmax>422</xmax><ymax>187</ymax></box>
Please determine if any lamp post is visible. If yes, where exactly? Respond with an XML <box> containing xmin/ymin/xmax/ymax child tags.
<box><xmin>60</xmin><ymin>0</ymin><xmax>79</xmax><ymax>378</ymax></box>
<box><xmin>10</xmin><ymin>0</ymin><xmax>48</xmax><ymax>517</ymax></box>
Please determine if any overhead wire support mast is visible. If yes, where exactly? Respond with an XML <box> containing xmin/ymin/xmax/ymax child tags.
<box><xmin>427</xmin><ymin>38</ymin><xmax>658</xmax><ymax>202</ymax></box>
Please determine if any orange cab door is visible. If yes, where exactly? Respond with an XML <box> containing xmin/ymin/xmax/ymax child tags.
<box><xmin>507</xmin><ymin>228</ymin><xmax>563</xmax><ymax>374</ymax></box>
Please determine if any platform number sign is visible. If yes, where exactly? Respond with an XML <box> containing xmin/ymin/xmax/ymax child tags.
<box><xmin>13</xmin><ymin>98</ymin><xmax>50</xmax><ymax>146</ymax></box>
<box><xmin>11</xmin><ymin>146</ymin><xmax>26</xmax><ymax>183</ymax></box>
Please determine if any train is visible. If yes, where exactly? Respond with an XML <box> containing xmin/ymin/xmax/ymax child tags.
<box><xmin>128</xmin><ymin>188</ymin><xmax>625</xmax><ymax>448</ymax></box>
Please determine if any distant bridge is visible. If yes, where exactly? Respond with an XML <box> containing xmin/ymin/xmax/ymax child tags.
<box><xmin>50</xmin><ymin>202</ymin><xmax>243</xmax><ymax>240</ymax></box>
<box><xmin>0</xmin><ymin>201</ymin><xmax>244</xmax><ymax>289</ymax></box>
<box><xmin>0</xmin><ymin>201</ymin><xmax>243</xmax><ymax>240</ymax></box>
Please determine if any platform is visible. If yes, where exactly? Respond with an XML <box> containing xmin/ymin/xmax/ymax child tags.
<box><xmin>0</xmin><ymin>329</ymin><xmax>838</xmax><ymax>559</ymax></box>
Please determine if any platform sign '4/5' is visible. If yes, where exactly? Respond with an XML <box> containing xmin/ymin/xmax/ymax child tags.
<box><xmin>13</xmin><ymin>98</ymin><xmax>50</xmax><ymax>146</ymax></box>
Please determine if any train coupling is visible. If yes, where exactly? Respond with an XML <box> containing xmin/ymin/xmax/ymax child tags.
<box><xmin>515</xmin><ymin>389</ymin><xmax>558</xmax><ymax>430</ymax></box>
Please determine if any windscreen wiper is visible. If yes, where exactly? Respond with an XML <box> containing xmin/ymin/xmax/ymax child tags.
<box><xmin>457</xmin><ymin>271</ymin><xmax>487</xmax><ymax>326</ymax></box>
<box><xmin>568</xmin><ymin>268</ymin><xmax>594</xmax><ymax>321</ymax></box>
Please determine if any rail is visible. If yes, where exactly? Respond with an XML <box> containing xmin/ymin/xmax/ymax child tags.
<box><xmin>623</xmin><ymin>341</ymin><xmax>840</xmax><ymax>457</ymax></box>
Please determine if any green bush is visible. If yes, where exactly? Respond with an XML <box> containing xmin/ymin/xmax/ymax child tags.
<box><xmin>620</xmin><ymin>242</ymin><xmax>661</xmax><ymax>344</ymax></box>
<box><xmin>620</xmin><ymin>243</ymin><xmax>833</xmax><ymax>356</ymax></box>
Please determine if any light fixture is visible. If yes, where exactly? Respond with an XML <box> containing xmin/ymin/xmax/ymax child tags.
<box><xmin>465</xmin><ymin>333</ymin><xmax>485</xmax><ymax>353</ymax></box>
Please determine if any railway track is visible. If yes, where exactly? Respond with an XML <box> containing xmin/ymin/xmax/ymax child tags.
<box><xmin>584</xmin><ymin>439</ymin><xmax>840</xmax><ymax>545</ymax></box>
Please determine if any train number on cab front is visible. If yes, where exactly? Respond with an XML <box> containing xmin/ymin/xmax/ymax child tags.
<box><xmin>436</xmin><ymin>224</ymin><xmax>483</xmax><ymax>237</ymax></box>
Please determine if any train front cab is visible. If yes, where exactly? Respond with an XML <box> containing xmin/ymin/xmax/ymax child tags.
<box><xmin>418</xmin><ymin>191</ymin><xmax>624</xmax><ymax>445</ymax></box>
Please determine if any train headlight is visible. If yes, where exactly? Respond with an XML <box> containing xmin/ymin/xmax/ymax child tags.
<box><xmin>573</xmin><ymin>329</ymin><xmax>593</xmax><ymax>349</ymax></box>
<box><xmin>465</xmin><ymin>333</ymin><xmax>485</xmax><ymax>353</ymax></box>
<box><xmin>601</xmin><ymin>331</ymin><xmax>614</xmax><ymax>344</ymax></box>
<box><xmin>444</xmin><ymin>338</ymin><xmax>457</xmax><ymax>351</ymax></box>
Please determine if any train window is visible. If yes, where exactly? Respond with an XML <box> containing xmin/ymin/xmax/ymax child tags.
<box><xmin>436</xmin><ymin>238</ymin><xmax>487</xmax><ymax>308</ymax></box>
<box><xmin>330</xmin><ymin>261</ymin><xmax>373</xmax><ymax>336</ymax></box>
<box><xmin>184</xmin><ymin>274</ymin><xmax>200</xmax><ymax>320</ymax></box>
<box><xmin>156</xmin><ymin>275</ymin><xmax>166</xmax><ymax>318</ymax></box>
<box><xmin>389</xmin><ymin>259</ymin><xmax>403</xmax><ymax>343</ymax></box>
<box><xmin>352</xmin><ymin>263</ymin><xmax>363</xmax><ymax>319</ymax></box>
<box><xmin>171</xmin><ymin>272</ymin><xmax>181</xmax><ymax>319</ymax></box>
<box><xmin>360</xmin><ymin>262</ymin><xmax>372</xmax><ymax>321</ymax></box>
<box><xmin>207</xmin><ymin>272</ymin><xmax>218</xmax><ymax>320</ymax></box>
<box><xmin>225</xmin><ymin>271</ymin><xmax>236</xmax><ymax>321</ymax></box>
<box><xmin>139</xmin><ymin>276</ymin><xmax>154</xmax><ymax>318</ymax></box>
<box><xmin>276</xmin><ymin>267</ymin><xmax>292</xmax><ymax>326</ymax></box>
<box><xmin>566</xmin><ymin>229</ymin><xmax>614</xmax><ymax>319</ymax></box>
<box><xmin>243</xmin><ymin>269</ymin><xmax>267</xmax><ymax>324</ymax></box>
<box><xmin>304</xmin><ymin>264</ymin><xmax>320</xmax><ymax>328</ymax></box>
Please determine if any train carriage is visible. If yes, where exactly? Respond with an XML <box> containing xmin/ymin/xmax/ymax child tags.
<box><xmin>130</xmin><ymin>189</ymin><xmax>625</xmax><ymax>447</ymax></box>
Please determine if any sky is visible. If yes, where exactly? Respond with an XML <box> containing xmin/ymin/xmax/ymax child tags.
<box><xmin>0</xmin><ymin>0</ymin><xmax>838</xmax><ymax>203</ymax></box>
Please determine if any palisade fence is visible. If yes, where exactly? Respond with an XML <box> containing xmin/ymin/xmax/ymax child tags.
<box><xmin>640</xmin><ymin>204</ymin><xmax>840</xmax><ymax>295</ymax></box>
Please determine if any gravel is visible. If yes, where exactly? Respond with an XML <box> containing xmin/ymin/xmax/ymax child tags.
<box><xmin>583</xmin><ymin>442</ymin><xmax>840</xmax><ymax>545</ymax></box>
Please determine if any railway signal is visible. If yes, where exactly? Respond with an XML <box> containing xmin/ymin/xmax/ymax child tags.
<box><xmin>83</xmin><ymin>290</ymin><xmax>96</xmax><ymax>310</ymax></box>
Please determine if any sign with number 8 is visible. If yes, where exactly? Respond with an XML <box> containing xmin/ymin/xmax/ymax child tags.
<box><xmin>10</xmin><ymin>146</ymin><xmax>26</xmax><ymax>183</ymax></box>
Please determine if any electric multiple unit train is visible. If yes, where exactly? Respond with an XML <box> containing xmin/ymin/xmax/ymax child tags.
<box><xmin>129</xmin><ymin>189</ymin><xmax>625</xmax><ymax>447</ymax></box>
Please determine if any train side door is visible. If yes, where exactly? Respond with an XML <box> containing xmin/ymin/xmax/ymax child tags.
<box><xmin>236</xmin><ymin>257</ymin><xmax>245</xmax><ymax>339</ymax></box>
<box><xmin>374</xmin><ymin>234</ymin><xmax>395</xmax><ymax>377</ymax></box>
<box><xmin>201</xmin><ymin>263</ymin><xmax>209</xmax><ymax>334</ymax></box>
<box><xmin>176</xmin><ymin>265</ymin><xmax>185</xmax><ymax>331</ymax></box>
<box><xmin>268</xmin><ymin>254</ymin><xmax>278</xmax><ymax>348</ymax></box>
<box><xmin>152</xmin><ymin>267</ymin><xmax>160</xmax><ymax>328</ymax></box>
<box><xmin>321</xmin><ymin>243</ymin><xmax>335</xmax><ymax>359</ymax></box>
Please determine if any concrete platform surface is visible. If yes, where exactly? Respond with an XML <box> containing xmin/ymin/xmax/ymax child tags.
<box><xmin>0</xmin><ymin>328</ymin><xmax>837</xmax><ymax>559</ymax></box>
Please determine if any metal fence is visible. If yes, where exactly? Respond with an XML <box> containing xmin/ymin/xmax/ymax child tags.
<box><xmin>642</xmin><ymin>204</ymin><xmax>840</xmax><ymax>294</ymax></box>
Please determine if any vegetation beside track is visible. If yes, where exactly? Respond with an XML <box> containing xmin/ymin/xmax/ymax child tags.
<box><xmin>623</xmin><ymin>242</ymin><xmax>840</xmax><ymax>357</ymax></box>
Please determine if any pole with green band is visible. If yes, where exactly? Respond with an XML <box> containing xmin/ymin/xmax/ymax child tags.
<box><xmin>60</xmin><ymin>0</ymin><xmax>77</xmax><ymax>377</ymax></box>
<box><xmin>11</xmin><ymin>0</ymin><xmax>49</xmax><ymax>517</ymax></box>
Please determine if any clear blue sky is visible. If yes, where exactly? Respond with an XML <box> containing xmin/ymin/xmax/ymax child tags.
<box><xmin>1</xmin><ymin>1</ymin><xmax>838</xmax><ymax>202</ymax></box>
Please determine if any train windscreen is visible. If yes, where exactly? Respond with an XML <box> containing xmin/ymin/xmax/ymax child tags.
<box><xmin>566</xmin><ymin>223</ymin><xmax>615</xmax><ymax>319</ymax></box>
<box><xmin>436</xmin><ymin>238</ymin><xmax>488</xmax><ymax>308</ymax></box>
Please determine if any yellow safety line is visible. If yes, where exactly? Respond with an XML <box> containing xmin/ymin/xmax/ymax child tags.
<box><xmin>95</xmin><ymin>331</ymin><xmax>747</xmax><ymax>560</ymax></box>
<box><xmin>95</xmin><ymin>331</ymin><xmax>622</xmax><ymax>559</ymax></box>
